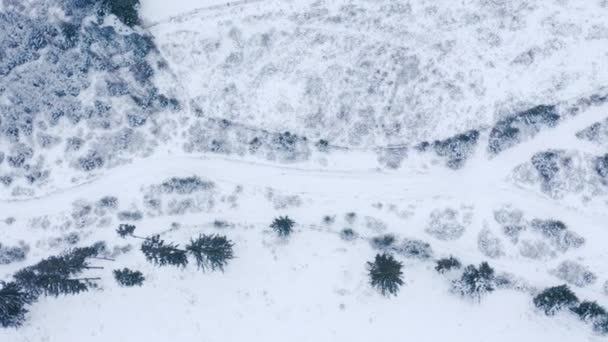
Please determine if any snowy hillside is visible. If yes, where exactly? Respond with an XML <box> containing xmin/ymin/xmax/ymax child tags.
<box><xmin>1</xmin><ymin>0</ymin><xmax>608</xmax><ymax>341</ymax></box>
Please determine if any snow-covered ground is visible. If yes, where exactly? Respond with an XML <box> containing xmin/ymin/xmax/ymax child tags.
<box><xmin>1</xmin><ymin>0</ymin><xmax>608</xmax><ymax>341</ymax></box>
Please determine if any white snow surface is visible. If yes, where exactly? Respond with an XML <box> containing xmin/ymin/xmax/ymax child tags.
<box><xmin>2</xmin><ymin>0</ymin><xmax>608</xmax><ymax>341</ymax></box>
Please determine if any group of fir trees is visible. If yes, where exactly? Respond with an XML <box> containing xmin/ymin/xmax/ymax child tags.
<box><xmin>117</xmin><ymin>224</ymin><xmax>235</xmax><ymax>271</ymax></box>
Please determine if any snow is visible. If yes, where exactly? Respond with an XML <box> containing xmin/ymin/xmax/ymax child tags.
<box><xmin>2</xmin><ymin>0</ymin><xmax>608</xmax><ymax>341</ymax></box>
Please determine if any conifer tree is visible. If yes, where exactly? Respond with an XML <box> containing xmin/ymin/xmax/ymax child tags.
<box><xmin>270</xmin><ymin>216</ymin><xmax>295</xmax><ymax>237</ymax></box>
<box><xmin>186</xmin><ymin>234</ymin><xmax>235</xmax><ymax>272</ymax></box>
<box><xmin>13</xmin><ymin>246</ymin><xmax>104</xmax><ymax>297</ymax></box>
<box><xmin>0</xmin><ymin>282</ymin><xmax>31</xmax><ymax>328</ymax></box>
<box><xmin>367</xmin><ymin>253</ymin><xmax>404</xmax><ymax>297</ymax></box>
<box><xmin>141</xmin><ymin>235</ymin><xmax>188</xmax><ymax>267</ymax></box>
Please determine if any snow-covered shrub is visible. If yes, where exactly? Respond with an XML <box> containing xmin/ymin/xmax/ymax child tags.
<box><xmin>595</xmin><ymin>154</ymin><xmax>608</xmax><ymax>179</ymax></box>
<box><xmin>345</xmin><ymin>212</ymin><xmax>357</xmax><ymax>224</ymax></box>
<box><xmin>113</xmin><ymin>268</ymin><xmax>145</xmax><ymax>287</ymax></box>
<box><xmin>376</xmin><ymin>146</ymin><xmax>407</xmax><ymax>169</ymax></box>
<box><xmin>340</xmin><ymin>228</ymin><xmax>357</xmax><ymax>241</ymax></box>
<box><xmin>117</xmin><ymin>210</ymin><xmax>143</xmax><ymax>221</ymax></box>
<box><xmin>435</xmin><ymin>256</ymin><xmax>461</xmax><ymax>273</ymax></box>
<box><xmin>519</xmin><ymin>240</ymin><xmax>555</xmax><ymax>260</ymax></box>
<box><xmin>429</xmin><ymin>129</ymin><xmax>479</xmax><ymax>169</ymax></box>
<box><xmin>370</xmin><ymin>234</ymin><xmax>396</xmax><ymax>250</ymax></box>
<box><xmin>551</xmin><ymin>261</ymin><xmax>596</xmax><ymax>287</ymax></box>
<box><xmin>97</xmin><ymin>196</ymin><xmax>118</xmax><ymax>209</ymax></box>
<box><xmin>452</xmin><ymin>262</ymin><xmax>495</xmax><ymax>300</ymax></box>
<box><xmin>488</xmin><ymin>105</ymin><xmax>560</xmax><ymax>154</ymax></box>
<box><xmin>502</xmin><ymin>225</ymin><xmax>526</xmax><ymax>243</ymax></box>
<box><xmin>425</xmin><ymin>208</ymin><xmax>466</xmax><ymax>241</ymax></box>
<box><xmin>571</xmin><ymin>301</ymin><xmax>606</xmax><ymax>323</ymax></box>
<box><xmin>393</xmin><ymin>238</ymin><xmax>433</xmax><ymax>260</ymax></box>
<box><xmin>367</xmin><ymin>253</ymin><xmax>404</xmax><ymax>297</ymax></box>
<box><xmin>364</xmin><ymin>216</ymin><xmax>387</xmax><ymax>232</ymax></box>
<box><xmin>160</xmin><ymin>176</ymin><xmax>214</xmax><ymax>195</ymax></box>
<box><xmin>0</xmin><ymin>242</ymin><xmax>29</xmax><ymax>265</ymax></box>
<box><xmin>533</xmin><ymin>284</ymin><xmax>579</xmax><ymax>316</ymax></box>
<box><xmin>477</xmin><ymin>229</ymin><xmax>504</xmax><ymax>258</ymax></box>
<box><xmin>493</xmin><ymin>207</ymin><xmax>524</xmax><ymax>226</ymax></box>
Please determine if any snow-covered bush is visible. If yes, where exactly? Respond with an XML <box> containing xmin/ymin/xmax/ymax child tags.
<box><xmin>533</xmin><ymin>284</ymin><xmax>579</xmax><ymax>316</ymax></box>
<box><xmin>340</xmin><ymin>228</ymin><xmax>357</xmax><ymax>241</ymax></box>
<box><xmin>370</xmin><ymin>234</ymin><xmax>396</xmax><ymax>250</ymax></box>
<box><xmin>113</xmin><ymin>268</ymin><xmax>145</xmax><ymax>287</ymax></box>
<box><xmin>0</xmin><ymin>243</ymin><xmax>29</xmax><ymax>265</ymax></box>
<box><xmin>393</xmin><ymin>238</ymin><xmax>433</xmax><ymax>260</ymax></box>
<box><xmin>488</xmin><ymin>105</ymin><xmax>560</xmax><ymax>154</ymax></box>
<box><xmin>425</xmin><ymin>208</ymin><xmax>466</xmax><ymax>241</ymax></box>
<box><xmin>428</xmin><ymin>129</ymin><xmax>479</xmax><ymax>169</ymax></box>
<box><xmin>452</xmin><ymin>262</ymin><xmax>495</xmax><ymax>300</ymax></box>
<box><xmin>551</xmin><ymin>261</ymin><xmax>596</xmax><ymax>287</ymax></box>
<box><xmin>435</xmin><ymin>256</ymin><xmax>461</xmax><ymax>273</ymax></box>
<box><xmin>571</xmin><ymin>301</ymin><xmax>606</xmax><ymax>323</ymax></box>
<box><xmin>477</xmin><ymin>229</ymin><xmax>504</xmax><ymax>259</ymax></box>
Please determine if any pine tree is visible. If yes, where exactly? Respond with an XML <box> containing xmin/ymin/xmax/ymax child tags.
<box><xmin>270</xmin><ymin>216</ymin><xmax>295</xmax><ymax>237</ymax></box>
<box><xmin>0</xmin><ymin>282</ymin><xmax>31</xmax><ymax>328</ymax></box>
<box><xmin>141</xmin><ymin>235</ymin><xmax>188</xmax><ymax>267</ymax></box>
<box><xmin>13</xmin><ymin>246</ymin><xmax>103</xmax><ymax>297</ymax></box>
<box><xmin>186</xmin><ymin>234</ymin><xmax>235</xmax><ymax>272</ymax></box>
<box><xmin>367</xmin><ymin>253</ymin><xmax>404</xmax><ymax>297</ymax></box>
<box><xmin>113</xmin><ymin>268</ymin><xmax>145</xmax><ymax>287</ymax></box>
<box><xmin>533</xmin><ymin>284</ymin><xmax>579</xmax><ymax>316</ymax></box>
<box><xmin>453</xmin><ymin>262</ymin><xmax>495</xmax><ymax>300</ymax></box>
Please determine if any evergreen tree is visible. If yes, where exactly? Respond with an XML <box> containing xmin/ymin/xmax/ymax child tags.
<box><xmin>186</xmin><ymin>234</ymin><xmax>235</xmax><ymax>272</ymax></box>
<box><xmin>13</xmin><ymin>246</ymin><xmax>103</xmax><ymax>297</ymax></box>
<box><xmin>571</xmin><ymin>301</ymin><xmax>607</xmax><ymax>322</ymax></box>
<box><xmin>270</xmin><ymin>216</ymin><xmax>295</xmax><ymax>237</ymax></box>
<box><xmin>113</xmin><ymin>268</ymin><xmax>145</xmax><ymax>287</ymax></box>
<box><xmin>141</xmin><ymin>235</ymin><xmax>188</xmax><ymax>267</ymax></box>
<box><xmin>435</xmin><ymin>256</ymin><xmax>461</xmax><ymax>273</ymax></box>
<box><xmin>367</xmin><ymin>253</ymin><xmax>404</xmax><ymax>297</ymax></box>
<box><xmin>453</xmin><ymin>262</ymin><xmax>495</xmax><ymax>300</ymax></box>
<box><xmin>533</xmin><ymin>284</ymin><xmax>579</xmax><ymax>316</ymax></box>
<box><xmin>0</xmin><ymin>282</ymin><xmax>31</xmax><ymax>328</ymax></box>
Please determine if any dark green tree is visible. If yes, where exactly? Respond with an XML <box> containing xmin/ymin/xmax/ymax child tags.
<box><xmin>0</xmin><ymin>282</ymin><xmax>31</xmax><ymax>328</ymax></box>
<box><xmin>435</xmin><ymin>256</ymin><xmax>461</xmax><ymax>273</ymax></box>
<box><xmin>571</xmin><ymin>301</ymin><xmax>606</xmax><ymax>322</ymax></box>
<box><xmin>141</xmin><ymin>235</ymin><xmax>188</xmax><ymax>267</ymax></box>
<box><xmin>113</xmin><ymin>268</ymin><xmax>145</xmax><ymax>287</ymax></box>
<box><xmin>453</xmin><ymin>262</ymin><xmax>495</xmax><ymax>300</ymax></box>
<box><xmin>13</xmin><ymin>246</ymin><xmax>104</xmax><ymax>297</ymax></box>
<box><xmin>367</xmin><ymin>253</ymin><xmax>404</xmax><ymax>297</ymax></box>
<box><xmin>186</xmin><ymin>235</ymin><xmax>234</xmax><ymax>272</ymax></box>
<box><xmin>533</xmin><ymin>284</ymin><xmax>579</xmax><ymax>316</ymax></box>
<box><xmin>270</xmin><ymin>216</ymin><xmax>295</xmax><ymax>237</ymax></box>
